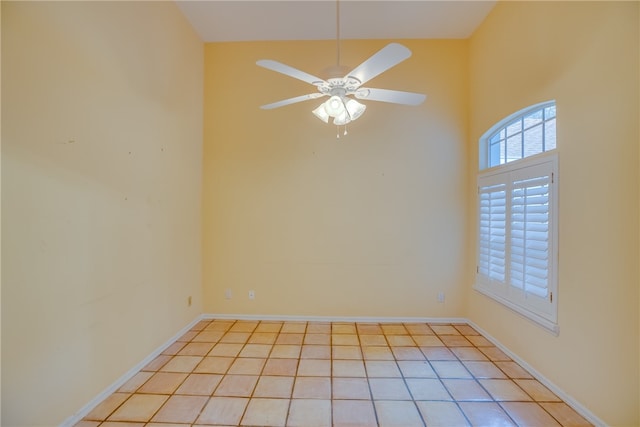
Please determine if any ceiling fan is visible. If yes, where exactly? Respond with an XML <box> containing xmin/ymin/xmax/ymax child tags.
<box><xmin>256</xmin><ymin>3</ymin><xmax>426</xmax><ymax>137</ymax></box>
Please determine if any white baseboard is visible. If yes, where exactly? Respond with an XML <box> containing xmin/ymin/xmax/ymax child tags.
<box><xmin>466</xmin><ymin>320</ymin><xmax>607</xmax><ymax>427</ymax></box>
<box><xmin>59</xmin><ymin>315</ymin><xmax>205</xmax><ymax>427</ymax></box>
<box><xmin>61</xmin><ymin>314</ymin><xmax>606</xmax><ymax>427</ymax></box>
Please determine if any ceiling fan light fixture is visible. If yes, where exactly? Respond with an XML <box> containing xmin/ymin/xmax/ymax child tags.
<box><xmin>344</xmin><ymin>98</ymin><xmax>366</xmax><ymax>121</ymax></box>
<box><xmin>324</xmin><ymin>95</ymin><xmax>345</xmax><ymax>117</ymax></box>
<box><xmin>312</xmin><ymin>104</ymin><xmax>330</xmax><ymax>123</ymax></box>
<box><xmin>333</xmin><ymin>110</ymin><xmax>351</xmax><ymax>126</ymax></box>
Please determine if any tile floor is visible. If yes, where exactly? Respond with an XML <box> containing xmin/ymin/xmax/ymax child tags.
<box><xmin>74</xmin><ymin>319</ymin><xmax>593</xmax><ymax>426</ymax></box>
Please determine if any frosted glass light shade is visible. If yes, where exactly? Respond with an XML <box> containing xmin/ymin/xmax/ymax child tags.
<box><xmin>312</xmin><ymin>104</ymin><xmax>329</xmax><ymax>123</ymax></box>
<box><xmin>324</xmin><ymin>95</ymin><xmax>345</xmax><ymax>117</ymax></box>
<box><xmin>345</xmin><ymin>98</ymin><xmax>366</xmax><ymax>121</ymax></box>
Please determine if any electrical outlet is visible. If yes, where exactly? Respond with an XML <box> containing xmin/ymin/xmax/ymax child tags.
<box><xmin>248</xmin><ymin>290</ymin><xmax>255</xmax><ymax>300</ymax></box>
<box><xmin>437</xmin><ymin>292</ymin><xmax>445</xmax><ymax>303</ymax></box>
<box><xmin>225</xmin><ymin>289</ymin><xmax>232</xmax><ymax>300</ymax></box>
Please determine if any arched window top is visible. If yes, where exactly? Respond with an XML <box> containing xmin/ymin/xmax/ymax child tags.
<box><xmin>480</xmin><ymin>101</ymin><xmax>556</xmax><ymax>170</ymax></box>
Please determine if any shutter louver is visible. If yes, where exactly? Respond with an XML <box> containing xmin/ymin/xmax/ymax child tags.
<box><xmin>510</xmin><ymin>175</ymin><xmax>550</xmax><ymax>298</ymax></box>
<box><xmin>479</xmin><ymin>183</ymin><xmax>507</xmax><ymax>283</ymax></box>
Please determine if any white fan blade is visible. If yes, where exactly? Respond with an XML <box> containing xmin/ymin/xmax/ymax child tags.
<box><xmin>257</xmin><ymin>59</ymin><xmax>326</xmax><ymax>86</ymax></box>
<box><xmin>355</xmin><ymin>88</ymin><xmax>426</xmax><ymax>106</ymax></box>
<box><xmin>344</xmin><ymin>43</ymin><xmax>412</xmax><ymax>86</ymax></box>
<box><xmin>260</xmin><ymin>93</ymin><xmax>325</xmax><ymax>110</ymax></box>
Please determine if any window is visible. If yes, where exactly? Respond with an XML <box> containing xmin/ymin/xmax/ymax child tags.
<box><xmin>475</xmin><ymin>102</ymin><xmax>558</xmax><ymax>334</ymax></box>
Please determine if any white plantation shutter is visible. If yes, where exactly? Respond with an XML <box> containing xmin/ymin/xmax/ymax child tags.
<box><xmin>476</xmin><ymin>155</ymin><xmax>558</xmax><ymax>331</ymax></box>
<box><xmin>479</xmin><ymin>183</ymin><xmax>507</xmax><ymax>283</ymax></box>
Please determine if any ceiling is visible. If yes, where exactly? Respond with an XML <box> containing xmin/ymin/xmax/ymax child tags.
<box><xmin>176</xmin><ymin>1</ymin><xmax>497</xmax><ymax>42</ymax></box>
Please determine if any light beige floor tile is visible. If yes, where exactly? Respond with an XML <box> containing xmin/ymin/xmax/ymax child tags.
<box><xmin>479</xmin><ymin>379</ymin><xmax>532</xmax><ymax>401</ymax></box>
<box><xmin>160</xmin><ymin>356</ymin><xmax>203</xmax><ymax>373</ymax></box>
<box><xmin>301</xmin><ymin>344</ymin><xmax>331</xmax><ymax>359</ymax></box>
<box><xmin>118</xmin><ymin>372</ymin><xmax>153</xmax><ymax>393</ymax></box>
<box><xmin>421</xmin><ymin>347</ymin><xmax>457</xmax><ymax>360</ymax></box>
<box><xmin>85</xmin><ymin>392</ymin><xmax>130</xmax><ymax>421</ymax></box>
<box><xmin>443</xmin><ymin>379</ymin><xmax>492</xmax><ymax>401</ymax></box>
<box><xmin>462</xmin><ymin>361</ymin><xmax>508</xmax><ymax>379</ymax></box>
<box><xmin>451</xmin><ymin>347</ymin><xmax>489</xmax><ymax>361</ymax></box>
<box><xmin>255</xmin><ymin>322</ymin><xmax>283</xmax><ymax>333</ymax></box>
<box><xmin>306</xmin><ymin>323</ymin><xmax>331</xmax><ymax>334</ymax></box>
<box><xmin>175</xmin><ymin>373</ymin><xmax>222</xmax><ymax>395</ymax></box>
<box><xmin>303</xmin><ymin>334</ymin><xmax>331</xmax><ymax>345</ymax></box>
<box><xmin>263</xmin><ymin>358</ymin><xmax>298</xmax><ymax>376</ymax></box>
<box><xmin>270</xmin><ymin>344</ymin><xmax>302</xmax><ymax>358</ymax></box>
<box><xmin>162</xmin><ymin>342</ymin><xmax>187</xmax><ymax>356</ymax></box>
<box><xmin>99</xmin><ymin>422</ymin><xmax>145</xmax><ymax>427</ymax></box>
<box><xmin>214</xmin><ymin>375</ymin><xmax>259</xmax><ymax>397</ymax></box>
<box><xmin>177</xmin><ymin>331</ymin><xmax>198</xmax><ymax>342</ymax></box>
<box><xmin>193</xmin><ymin>356</ymin><xmax>233</xmax><ymax>374</ymax></box>
<box><xmin>333</xmin><ymin>360</ymin><xmax>366</xmax><ymax>377</ymax></box>
<box><xmin>276</xmin><ymin>333</ymin><xmax>304</xmax><ymax>345</ymax></box>
<box><xmin>191</xmin><ymin>320</ymin><xmax>211</xmax><ymax>331</ymax></box>
<box><xmin>333</xmin><ymin>399</ymin><xmax>377</xmax><ymax>427</ymax></box>
<box><xmin>196</xmin><ymin>396</ymin><xmax>249</xmax><ymax>425</ymax></box>
<box><xmin>515</xmin><ymin>379</ymin><xmax>562</xmax><ymax>402</ymax></box>
<box><xmin>359</xmin><ymin>335</ymin><xmax>388</xmax><ymax>346</ymax></box>
<box><xmin>405</xmin><ymin>378</ymin><xmax>452</xmax><ymax>400</ymax></box>
<box><xmin>332</xmin><ymin>377</ymin><xmax>371</xmax><ymax>400</ymax></box>
<box><xmin>298</xmin><ymin>359</ymin><xmax>331</xmax><ymax>377</ymax></box>
<box><xmin>239</xmin><ymin>343</ymin><xmax>273</xmax><ymax>358</ymax></box>
<box><xmin>369</xmin><ymin>378</ymin><xmax>411</xmax><ymax>400</ymax></box>
<box><xmin>365</xmin><ymin>360</ymin><xmax>402</xmax><ymax>378</ymax></box>
<box><xmin>467</xmin><ymin>335</ymin><xmax>494</xmax><ymax>347</ymax></box>
<box><xmin>431</xmin><ymin>361</ymin><xmax>473</xmax><ymax>378</ymax></box>
<box><xmin>230</xmin><ymin>321</ymin><xmax>259</xmax><ymax>333</ymax></box>
<box><xmin>539</xmin><ymin>402</ymin><xmax>593</xmax><ymax>426</ymax></box>
<box><xmin>416</xmin><ymin>401</ymin><xmax>470</xmax><ymax>427</ymax></box>
<box><xmin>204</xmin><ymin>320</ymin><xmax>234</xmax><ymax>331</ymax></box>
<box><xmin>459</xmin><ymin>401</ymin><xmax>517</xmax><ymax>426</ymax></box>
<box><xmin>73</xmin><ymin>421</ymin><xmax>102</xmax><ymax>427</ymax></box>
<box><xmin>454</xmin><ymin>325</ymin><xmax>480</xmax><ymax>336</ymax></box>
<box><xmin>287</xmin><ymin>399</ymin><xmax>331</xmax><ymax>427</ymax></box>
<box><xmin>386</xmin><ymin>335</ymin><xmax>415</xmax><ymax>346</ymax></box>
<box><xmin>253</xmin><ymin>376</ymin><xmax>294</xmax><ymax>398</ymax></box>
<box><xmin>381</xmin><ymin>324</ymin><xmax>408</xmax><ymax>335</ymax></box>
<box><xmin>495</xmin><ymin>361</ymin><xmax>534</xmax><ymax>379</ymax></box>
<box><xmin>242</xmin><ymin>398</ymin><xmax>290</xmax><ymax>426</ymax></box>
<box><xmin>397</xmin><ymin>360</ymin><xmax>437</xmax><ymax>378</ymax></box>
<box><xmin>374</xmin><ymin>400</ymin><xmax>423</xmax><ymax>427</ymax></box>
<box><xmin>501</xmin><ymin>402</ymin><xmax>562</xmax><ymax>426</ymax></box>
<box><xmin>480</xmin><ymin>346</ymin><xmax>512</xmax><ymax>361</ymax></box>
<box><xmin>150</xmin><ymin>395</ymin><xmax>208</xmax><ymax>423</ymax></box>
<box><xmin>227</xmin><ymin>357</ymin><xmax>266</xmax><ymax>375</ymax></box>
<box><xmin>412</xmin><ymin>335</ymin><xmax>444</xmax><ymax>347</ymax></box>
<box><xmin>332</xmin><ymin>323</ymin><xmax>357</xmax><ymax>334</ymax></box>
<box><xmin>191</xmin><ymin>331</ymin><xmax>225</xmax><ymax>343</ymax></box>
<box><xmin>332</xmin><ymin>334</ymin><xmax>359</xmax><ymax>345</ymax></box>
<box><xmin>439</xmin><ymin>335</ymin><xmax>473</xmax><ymax>347</ymax></box>
<box><xmin>208</xmin><ymin>343</ymin><xmax>243</xmax><ymax>357</ymax></box>
<box><xmin>356</xmin><ymin>324</ymin><xmax>383</xmax><ymax>335</ymax></box>
<box><xmin>249</xmin><ymin>332</ymin><xmax>278</xmax><ymax>344</ymax></box>
<box><xmin>178</xmin><ymin>342</ymin><xmax>214</xmax><ymax>356</ymax></box>
<box><xmin>108</xmin><ymin>394</ymin><xmax>169</xmax><ymax>422</ymax></box>
<box><xmin>138</xmin><ymin>372</ymin><xmax>188</xmax><ymax>394</ymax></box>
<box><xmin>146</xmin><ymin>423</ymin><xmax>190</xmax><ymax>427</ymax></box>
<box><xmin>404</xmin><ymin>324</ymin><xmax>434</xmax><ymax>335</ymax></box>
<box><xmin>280</xmin><ymin>322</ymin><xmax>307</xmax><ymax>333</ymax></box>
<box><xmin>292</xmin><ymin>377</ymin><xmax>331</xmax><ymax>399</ymax></box>
<box><xmin>333</xmin><ymin>345</ymin><xmax>363</xmax><ymax>360</ymax></box>
<box><xmin>430</xmin><ymin>324</ymin><xmax>460</xmax><ymax>335</ymax></box>
<box><xmin>219</xmin><ymin>332</ymin><xmax>251</xmax><ymax>344</ymax></box>
<box><xmin>142</xmin><ymin>355</ymin><xmax>171</xmax><ymax>372</ymax></box>
<box><xmin>391</xmin><ymin>347</ymin><xmax>425</xmax><ymax>361</ymax></box>
<box><xmin>362</xmin><ymin>346</ymin><xmax>394</xmax><ymax>360</ymax></box>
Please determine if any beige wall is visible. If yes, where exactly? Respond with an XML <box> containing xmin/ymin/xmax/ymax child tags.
<box><xmin>467</xmin><ymin>2</ymin><xmax>639</xmax><ymax>426</ymax></box>
<box><xmin>203</xmin><ymin>39</ymin><xmax>470</xmax><ymax>318</ymax></box>
<box><xmin>2</xmin><ymin>2</ymin><xmax>203</xmax><ymax>425</ymax></box>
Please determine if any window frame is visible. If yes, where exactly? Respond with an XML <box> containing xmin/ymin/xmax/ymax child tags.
<box><xmin>475</xmin><ymin>102</ymin><xmax>559</xmax><ymax>334</ymax></box>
